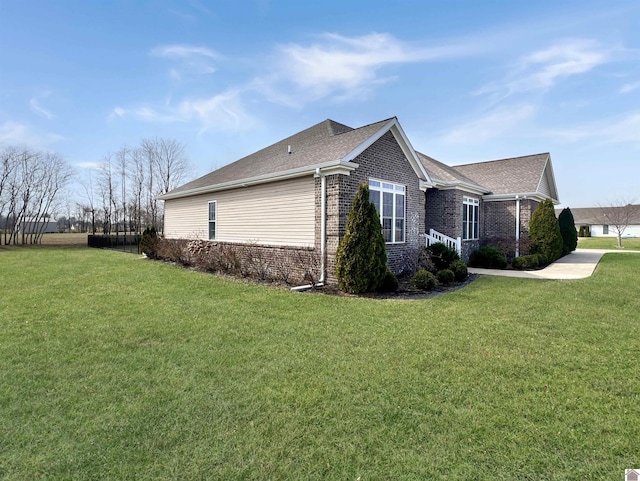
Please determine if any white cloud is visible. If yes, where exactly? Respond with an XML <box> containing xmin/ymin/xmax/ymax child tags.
<box><xmin>620</xmin><ymin>81</ymin><xmax>640</xmax><ymax>94</ymax></box>
<box><xmin>29</xmin><ymin>98</ymin><xmax>54</xmax><ymax>119</ymax></box>
<box><xmin>150</xmin><ymin>43</ymin><xmax>219</xmax><ymax>79</ymax></box>
<box><xmin>0</xmin><ymin>121</ymin><xmax>63</xmax><ymax>147</ymax></box>
<box><xmin>551</xmin><ymin>112</ymin><xmax>640</xmax><ymax>145</ymax></box>
<box><xmin>477</xmin><ymin>39</ymin><xmax>612</xmax><ymax>97</ymax></box>
<box><xmin>178</xmin><ymin>90</ymin><xmax>258</xmax><ymax>132</ymax></box>
<box><xmin>261</xmin><ymin>32</ymin><xmax>480</xmax><ymax>103</ymax></box>
<box><xmin>441</xmin><ymin>104</ymin><xmax>536</xmax><ymax>144</ymax></box>
<box><xmin>110</xmin><ymin>90</ymin><xmax>257</xmax><ymax>133</ymax></box>
<box><xmin>150</xmin><ymin>44</ymin><xmax>218</xmax><ymax>59</ymax></box>
<box><xmin>75</xmin><ymin>161</ymin><xmax>102</xmax><ymax>170</ymax></box>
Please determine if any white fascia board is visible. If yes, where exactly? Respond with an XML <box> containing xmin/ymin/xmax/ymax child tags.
<box><xmin>482</xmin><ymin>192</ymin><xmax>549</xmax><ymax>203</ymax></box>
<box><xmin>431</xmin><ymin>182</ymin><xmax>488</xmax><ymax>196</ymax></box>
<box><xmin>536</xmin><ymin>154</ymin><xmax>560</xmax><ymax>204</ymax></box>
<box><xmin>339</xmin><ymin>117</ymin><xmax>432</xmax><ymax>183</ymax></box>
<box><xmin>158</xmin><ymin>160</ymin><xmax>357</xmax><ymax>200</ymax></box>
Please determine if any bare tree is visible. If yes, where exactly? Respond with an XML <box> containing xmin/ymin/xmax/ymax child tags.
<box><xmin>97</xmin><ymin>153</ymin><xmax>117</xmax><ymax>235</ymax></box>
<box><xmin>80</xmin><ymin>171</ymin><xmax>98</xmax><ymax>234</ymax></box>
<box><xmin>0</xmin><ymin>145</ymin><xmax>72</xmax><ymax>245</ymax></box>
<box><xmin>141</xmin><ymin>137</ymin><xmax>191</xmax><ymax>232</ymax></box>
<box><xmin>599</xmin><ymin>199</ymin><xmax>640</xmax><ymax>248</ymax></box>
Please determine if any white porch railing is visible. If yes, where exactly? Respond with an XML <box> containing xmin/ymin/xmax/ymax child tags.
<box><xmin>425</xmin><ymin>229</ymin><xmax>462</xmax><ymax>256</ymax></box>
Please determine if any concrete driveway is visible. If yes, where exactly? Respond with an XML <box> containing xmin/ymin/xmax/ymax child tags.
<box><xmin>468</xmin><ymin>248</ymin><xmax>640</xmax><ymax>280</ymax></box>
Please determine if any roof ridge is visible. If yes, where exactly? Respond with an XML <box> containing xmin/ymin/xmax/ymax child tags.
<box><xmin>455</xmin><ymin>152</ymin><xmax>549</xmax><ymax>168</ymax></box>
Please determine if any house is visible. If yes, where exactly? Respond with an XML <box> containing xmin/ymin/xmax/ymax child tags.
<box><xmin>19</xmin><ymin>219</ymin><xmax>58</xmax><ymax>234</ymax></box>
<box><xmin>560</xmin><ymin>205</ymin><xmax>640</xmax><ymax>237</ymax></box>
<box><xmin>159</xmin><ymin>117</ymin><xmax>559</xmax><ymax>284</ymax></box>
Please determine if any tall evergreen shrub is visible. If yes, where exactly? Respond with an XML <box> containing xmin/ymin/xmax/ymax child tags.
<box><xmin>529</xmin><ymin>199</ymin><xmax>563</xmax><ymax>262</ymax></box>
<box><xmin>558</xmin><ymin>207</ymin><xmax>578</xmax><ymax>256</ymax></box>
<box><xmin>335</xmin><ymin>183</ymin><xmax>388</xmax><ymax>294</ymax></box>
<box><xmin>140</xmin><ymin>226</ymin><xmax>159</xmax><ymax>259</ymax></box>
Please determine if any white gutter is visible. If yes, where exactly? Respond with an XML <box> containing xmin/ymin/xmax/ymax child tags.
<box><xmin>159</xmin><ymin>160</ymin><xmax>358</xmax><ymax>200</ymax></box>
<box><xmin>291</xmin><ymin>167</ymin><xmax>327</xmax><ymax>291</ymax></box>
<box><xmin>515</xmin><ymin>195</ymin><xmax>521</xmax><ymax>257</ymax></box>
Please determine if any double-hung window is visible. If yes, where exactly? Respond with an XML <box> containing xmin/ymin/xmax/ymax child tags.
<box><xmin>462</xmin><ymin>197</ymin><xmax>479</xmax><ymax>240</ymax></box>
<box><xmin>208</xmin><ymin>201</ymin><xmax>217</xmax><ymax>240</ymax></box>
<box><xmin>368</xmin><ymin>179</ymin><xmax>405</xmax><ymax>243</ymax></box>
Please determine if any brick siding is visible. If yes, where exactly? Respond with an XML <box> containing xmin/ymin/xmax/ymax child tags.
<box><xmin>322</xmin><ymin>131</ymin><xmax>425</xmax><ymax>283</ymax></box>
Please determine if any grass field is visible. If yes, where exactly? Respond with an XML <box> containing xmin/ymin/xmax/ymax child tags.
<box><xmin>1</xmin><ymin>247</ymin><xmax>639</xmax><ymax>480</ymax></box>
<box><xmin>578</xmin><ymin>236</ymin><xmax>640</xmax><ymax>250</ymax></box>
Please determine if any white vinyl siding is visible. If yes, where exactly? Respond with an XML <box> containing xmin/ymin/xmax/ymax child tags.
<box><xmin>163</xmin><ymin>176</ymin><xmax>316</xmax><ymax>246</ymax></box>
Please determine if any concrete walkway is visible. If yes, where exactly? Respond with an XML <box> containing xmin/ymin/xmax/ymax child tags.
<box><xmin>468</xmin><ymin>248</ymin><xmax>640</xmax><ymax>280</ymax></box>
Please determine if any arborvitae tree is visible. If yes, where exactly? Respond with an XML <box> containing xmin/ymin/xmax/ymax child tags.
<box><xmin>140</xmin><ymin>226</ymin><xmax>159</xmax><ymax>258</ymax></box>
<box><xmin>558</xmin><ymin>207</ymin><xmax>578</xmax><ymax>256</ymax></box>
<box><xmin>335</xmin><ymin>183</ymin><xmax>388</xmax><ymax>293</ymax></box>
<box><xmin>529</xmin><ymin>199</ymin><xmax>563</xmax><ymax>262</ymax></box>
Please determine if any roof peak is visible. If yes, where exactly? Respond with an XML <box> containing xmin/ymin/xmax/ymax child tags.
<box><xmin>455</xmin><ymin>152</ymin><xmax>550</xmax><ymax>168</ymax></box>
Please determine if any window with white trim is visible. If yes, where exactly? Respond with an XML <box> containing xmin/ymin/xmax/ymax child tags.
<box><xmin>603</xmin><ymin>224</ymin><xmax>609</xmax><ymax>235</ymax></box>
<box><xmin>462</xmin><ymin>197</ymin><xmax>479</xmax><ymax>240</ymax></box>
<box><xmin>208</xmin><ymin>201</ymin><xmax>216</xmax><ymax>240</ymax></box>
<box><xmin>368</xmin><ymin>179</ymin><xmax>405</xmax><ymax>243</ymax></box>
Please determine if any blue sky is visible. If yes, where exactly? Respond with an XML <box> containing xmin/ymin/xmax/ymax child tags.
<box><xmin>1</xmin><ymin>0</ymin><xmax>639</xmax><ymax>208</ymax></box>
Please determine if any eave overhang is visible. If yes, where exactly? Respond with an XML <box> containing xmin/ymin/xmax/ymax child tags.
<box><xmin>158</xmin><ymin>160</ymin><xmax>358</xmax><ymax>200</ymax></box>
<box><xmin>482</xmin><ymin>192</ymin><xmax>560</xmax><ymax>205</ymax></box>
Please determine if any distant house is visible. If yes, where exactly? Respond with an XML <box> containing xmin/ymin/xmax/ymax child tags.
<box><xmin>159</xmin><ymin>117</ymin><xmax>559</xmax><ymax>284</ymax></box>
<box><xmin>561</xmin><ymin>205</ymin><xmax>640</xmax><ymax>237</ymax></box>
<box><xmin>19</xmin><ymin>219</ymin><xmax>58</xmax><ymax>234</ymax></box>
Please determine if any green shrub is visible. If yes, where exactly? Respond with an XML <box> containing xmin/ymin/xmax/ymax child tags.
<box><xmin>416</xmin><ymin>246</ymin><xmax>437</xmax><ymax>273</ymax></box>
<box><xmin>427</xmin><ymin>242</ymin><xmax>460</xmax><ymax>271</ymax></box>
<box><xmin>140</xmin><ymin>227</ymin><xmax>159</xmax><ymax>259</ymax></box>
<box><xmin>335</xmin><ymin>183</ymin><xmax>388</xmax><ymax>294</ymax></box>
<box><xmin>511</xmin><ymin>256</ymin><xmax>527</xmax><ymax>269</ymax></box>
<box><xmin>558</xmin><ymin>207</ymin><xmax>578</xmax><ymax>256</ymax></box>
<box><xmin>578</xmin><ymin>225</ymin><xmax>591</xmax><ymax>237</ymax></box>
<box><xmin>436</xmin><ymin>269</ymin><xmax>455</xmax><ymax>286</ymax></box>
<box><xmin>468</xmin><ymin>245</ymin><xmax>507</xmax><ymax>269</ymax></box>
<box><xmin>449</xmin><ymin>259</ymin><xmax>468</xmax><ymax>282</ymax></box>
<box><xmin>529</xmin><ymin>199</ymin><xmax>563</xmax><ymax>262</ymax></box>
<box><xmin>512</xmin><ymin>253</ymin><xmax>549</xmax><ymax>270</ymax></box>
<box><xmin>378</xmin><ymin>268</ymin><xmax>399</xmax><ymax>293</ymax></box>
<box><xmin>412</xmin><ymin>269</ymin><xmax>437</xmax><ymax>291</ymax></box>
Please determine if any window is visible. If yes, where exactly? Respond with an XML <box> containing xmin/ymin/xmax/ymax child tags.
<box><xmin>369</xmin><ymin>179</ymin><xmax>405</xmax><ymax>243</ymax></box>
<box><xmin>463</xmin><ymin>197</ymin><xmax>479</xmax><ymax>240</ymax></box>
<box><xmin>603</xmin><ymin>224</ymin><xmax>609</xmax><ymax>235</ymax></box>
<box><xmin>208</xmin><ymin>201</ymin><xmax>216</xmax><ymax>240</ymax></box>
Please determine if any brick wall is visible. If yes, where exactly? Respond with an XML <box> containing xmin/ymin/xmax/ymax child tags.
<box><xmin>322</xmin><ymin>131</ymin><xmax>425</xmax><ymax>283</ymax></box>
<box><xmin>482</xmin><ymin>199</ymin><xmax>540</xmax><ymax>257</ymax></box>
<box><xmin>425</xmin><ymin>189</ymin><xmax>482</xmax><ymax>262</ymax></box>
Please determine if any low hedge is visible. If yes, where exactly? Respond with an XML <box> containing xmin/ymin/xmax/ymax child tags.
<box><xmin>512</xmin><ymin>253</ymin><xmax>548</xmax><ymax>270</ymax></box>
<box><xmin>469</xmin><ymin>246</ymin><xmax>507</xmax><ymax>269</ymax></box>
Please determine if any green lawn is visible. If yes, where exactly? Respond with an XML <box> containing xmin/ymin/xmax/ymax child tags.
<box><xmin>578</xmin><ymin>236</ymin><xmax>640</xmax><ymax>250</ymax></box>
<box><xmin>1</xmin><ymin>247</ymin><xmax>639</xmax><ymax>480</ymax></box>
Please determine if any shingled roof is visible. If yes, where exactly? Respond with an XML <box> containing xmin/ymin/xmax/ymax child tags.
<box><xmin>160</xmin><ymin>118</ymin><xmax>397</xmax><ymax>199</ymax></box>
<box><xmin>565</xmin><ymin>205</ymin><xmax>640</xmax><ymax>225</ymax></box>
<box><xmin>160</xmin><ymin>117</ymin><xmax>558</xmax><ymax>202</ymax></box>
<box><xmin>453</xmin><ymin>153</ymin><xmax>558</xmax><ymax>201</ymax></box>
<box><xmin>416</xmin><ymin>152</ymin><xmax>488</xmax><ymax>193</ymax></box>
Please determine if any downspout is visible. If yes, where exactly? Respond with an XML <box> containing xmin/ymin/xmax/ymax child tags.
<box><xmin>515</xmin><ymin>196</ymin><xmax>521</xmax><ymax>258</ymax></box>
<box><xmin>291</xmin><ymin>168</ymin><xmax>326</xmax><ymax>291</ymax></box>
<box><xmin>319</xmin><ymin>169</ymin><xmax>326</xmax><ymax>284</ymax></box>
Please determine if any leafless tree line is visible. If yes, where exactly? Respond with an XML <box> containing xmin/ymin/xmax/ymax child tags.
<box><xmin>79</xmin><ymin>138</ymin><xmax>192</xmax><ymax>236</ymax></box>
<box><xmin>0</xmin><ymin>145</ymin><xmax>73</xmax><ymax>245</ymax></box>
